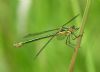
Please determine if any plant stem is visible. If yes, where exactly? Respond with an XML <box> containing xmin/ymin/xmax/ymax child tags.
<box><xmin>68</xmin><ymin>0</ymin><xmax>91</xmax><ymax>72</ymax></box>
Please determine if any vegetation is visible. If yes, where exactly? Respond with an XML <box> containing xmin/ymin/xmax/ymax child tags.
<box><xmin>0</xmin><ymin>0</ymin><xmax>99</xmax><ymax>72</ymax></box>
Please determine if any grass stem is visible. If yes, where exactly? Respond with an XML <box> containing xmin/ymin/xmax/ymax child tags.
<box><xmin>68</xmin><ymin>0</ymin><xmax>91</xmax><ymax>72</ymax></box>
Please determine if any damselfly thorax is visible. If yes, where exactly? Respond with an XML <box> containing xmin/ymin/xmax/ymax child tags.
<box><xmin>57</xmin><ymin>26</ymin><xmax>78</xmax><ymax>37</ymax></box>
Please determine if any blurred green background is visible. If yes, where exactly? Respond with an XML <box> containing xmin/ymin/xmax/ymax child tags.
<box><xmin>0</xmin><ymin>0</ymin><xmax>100</xmax><ymax>72</ymax></box>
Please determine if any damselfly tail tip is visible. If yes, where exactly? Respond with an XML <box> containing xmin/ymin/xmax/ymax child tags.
<box><xmin>13</xmin><ymin>42</ymin><xmax>23</xmax><ymax>48</ymax></box>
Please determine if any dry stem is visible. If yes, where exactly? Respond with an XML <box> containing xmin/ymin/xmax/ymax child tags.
<box><xmin>68</xmin><ymin>0</ymin><xmax>91</xmax><ymax>72</ymax></box>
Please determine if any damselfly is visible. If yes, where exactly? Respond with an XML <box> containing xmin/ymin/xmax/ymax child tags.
<box><xmin>14</xmin><ymin>14</ymin><xmax>80</xmax><ymax>58</ymax></box>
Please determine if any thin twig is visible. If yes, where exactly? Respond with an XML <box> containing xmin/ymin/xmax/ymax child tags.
<box><xmin>68</xmin><ymin>0</ymin><xmax>91</xmax><ymax>72</ymax></box>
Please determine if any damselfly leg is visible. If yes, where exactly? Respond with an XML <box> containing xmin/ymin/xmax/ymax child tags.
<box><xmin>66</xmin><ymin>35</ymin><xmax>74</xmax><ymax>48</ymax></box>
<box><xmin>71</xmin><ymin>33</ymin><xmax>81</xmax><ymax>40</ymax></box>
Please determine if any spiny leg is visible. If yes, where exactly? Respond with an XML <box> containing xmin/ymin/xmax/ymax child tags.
<box><xmin>70</xmin><ymin>34</ymin><xmax>77</xmax><ymax>46</ymax></box>
<box><xmin>67</xmin><ymin>35</ymin><xmax>70</xmax><ymax>44</ymax></box>
<box><xmin>66</xmin><ymin>36</ymin><xmax>69</xmax><ymax>45</ymax></box>
<box><xmin>71</xmin><ymin>33</ymin><xmax>82</xmax><ymax>40</ymax></box>
<box><xmin>66</xmin><ymin>35</ymin><xmax>74</xmax><ymax>48</ymax></box>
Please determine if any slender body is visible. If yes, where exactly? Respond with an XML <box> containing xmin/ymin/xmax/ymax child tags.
<box><xmin>14</xmin><ymin>26</ymin><xmax>78</xmax><ymax>47</ymax></box>
<box><xmin>13</xmin><ymin>14</ymin><xmax>80</xmax><ymax>58</ymax></box>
